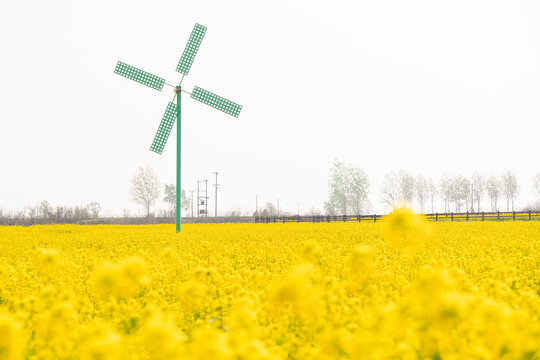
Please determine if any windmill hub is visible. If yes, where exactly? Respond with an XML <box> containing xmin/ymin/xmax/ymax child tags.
<box><xmin>174</xmin><ymin>86</ymin><xmax>181</xmax><ymax>94</ymax></box>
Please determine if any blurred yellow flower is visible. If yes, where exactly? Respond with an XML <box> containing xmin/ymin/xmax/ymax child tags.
<box><xmin>0</xmin><ymin>222</ymin><xmax>538</xmax><ymax>359</ymax></box>
<box><xmin>34</xmin><ymin>247</ymin><xmax>58</xmax><ymax>273</ymax></box>
<box><xmin>0</xmin><ymin>312</ymin><xmax>23</xmax><ymax>359</ymax></box>
<box><xmin>382</xmin><ymin>206</ymin><xmax>426</xmax><ymax>248</ymax></box>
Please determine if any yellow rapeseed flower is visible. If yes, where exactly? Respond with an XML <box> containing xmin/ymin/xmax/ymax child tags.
<box><xmin>0</xmin><ymin>222</ymin><xmax>538</xmax><ymax>359</ymax></box>
<box><xmin>34</xmin><ymin>247</ymin><xmax>58</xmax><ymax>273</ymax></box>
<box><xmin>0</xmin><ymin>312</ymin><xmax>23</xmax><ymax>359</ymax></box>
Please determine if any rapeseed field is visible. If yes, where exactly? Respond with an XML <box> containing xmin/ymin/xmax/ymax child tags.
<box><xmin>0</xmin><ymin>209</ymin><xmax>539</xmax><ymax>359</ymax></box>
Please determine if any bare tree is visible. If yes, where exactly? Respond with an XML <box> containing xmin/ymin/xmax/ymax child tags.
<box><xmin>440</xmin><ymin>174</ymin><xmax>452</xmax><ymax>212</ymax></box>
<box><xmin>451</xmin><ymin>175</ymin><xmax>470</xmax><ymax>212</ymax></box>
<box><xmin>414</xmin><ymin>175</ymin><xmax>429</xmax><ymax>213</ymax></box>
<box><xmin>441</xmin><ymin>175</ymin><xmax>469</xmax><ymax>212</ymax></box>
<box><xmin>27</xmin><ymin>205</ymin><xmax>39</xmax><ymax>221</ymax></box>
<box><xmin>471</xmin><ymin>172</ymin><xmax>484</xmax><ymax>213</ymax></box>
<box><xmin>380</xmin><ymin>171</ymin><xmax>399</xmax><ymax>209</ymax></box>
<box><xmin>262</xmin><ymin>202</ymin><xmax>277</xmax><ymax>216</ymax></box>
<box><xmin>347</xmin><ymin>166</ymin><xmax>370</xmax><ymax>215</ymax></box>
<box><xmin>39</xmin><ymin>201</ymin><xmax>52</xmax><ymax>219</ymax></box>
<box><xmin>85</xmin><ymin>202</ymin><xmax>101</xmax><ymax>218</ymax></box>
<box><xmin>180</xmin><ymin>189</ymin><xmax>190</xmax><ymax>215</ymax></box>
<box><xmin>428</xmin><ymin>178</ymin><xmax>437</xmax><ymax>214</ymax></box>
<box><xmin>398</xmin><ymin>170</ymin><xmax>415</xmax><ymax>208</ymax></box>
<box><xmin>130</xmin><ymin>165</ymin><xmax>160</xmax><ymax>217</ymax></box>
<box><xmin>533</xmin><ymin>171</ymin><xmax>540</xmax><ymax>200</ymax></box>
<box><xmin>486</xmin><ymin>175</ymin><xmax>501</xmax><ymax>211</ymax></box>
<box><xmin>163</xmin><ymin>184</ymin><xmax>176</xmax><ymax>216</ymax></box>
<box><xmin>225</xmin><ymin>208</ymin><xmax>243</xmax><ymax>217</ymax></box>
<box><xmin>324</xmin><ymin>199</ymin><xmax>338</xmax><ymax>216</ymax></box>
<box><xmin>328</xmin><ymin>159</ymin><xmax>349</xmax><ymax>214</ymax></box>
<box><xmin>500</xmin><ymin>171</ymin><xmax>519</xmax><ymax>211</ymax></box>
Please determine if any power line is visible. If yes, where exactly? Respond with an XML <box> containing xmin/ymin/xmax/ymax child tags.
<box><xmin>255</xmin><ymin>194</ymin><xmax>259</xmax><ymax>216</ymax></box>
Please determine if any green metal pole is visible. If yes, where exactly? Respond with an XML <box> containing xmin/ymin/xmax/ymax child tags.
<box><xmin>176</xmin><ymin>87</ymin><xmax>181</xmax><ymax>232</ymax></box>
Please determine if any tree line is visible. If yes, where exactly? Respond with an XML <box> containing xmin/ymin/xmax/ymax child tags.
<box><xmin>0</xmin><ymin>201</ymin><xmax>101</xmax><ymax>223</ymax></box>
<box><xmin>3</xmin><ymin>163</ymin><xmax>540</xmax><ymax>221</ymax></box>
<box><xmin>325</xmin><ymin>159</ymin><xmax>540</xmax><ymax>215</ymax></box>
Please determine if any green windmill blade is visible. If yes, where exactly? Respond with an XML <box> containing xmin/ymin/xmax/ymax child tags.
<box><xmin>150</xmin><ymin>102</ymin><xmax>176</xmax><ymax>154</ymax></box>
<box><xmin>191</xmin><ymin>86</ymin><xmax>242</xmax><ymax>118</ymax></box>
<box><xmin>176</xmin><ymin>23</ymin><xmax>207</xmax><ymax>76</ymax></box>
<box><xmin>114</xmin><ymin>61</ymin><xmax>165</xmax><ymax>91</ymax></box>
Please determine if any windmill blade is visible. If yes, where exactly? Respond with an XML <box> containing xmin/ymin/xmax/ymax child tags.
<box><xmin>191</xmin><ymin>86</ymin><xmax>242</xmax><ymax>118</ymax></box>
<box><xmin>150</xmin><ymin>102</ymin><xmax>176</xmax><ymax>154</ymax></box>
<box><xmin>114</xmin><ymin>61</ymin><xmax>165</xmax><ymax>91</ymax></box>
<box><xmin>176</xmin><ymin>23</ymin><xmax>207</xmax><ymax>76</ymax></box>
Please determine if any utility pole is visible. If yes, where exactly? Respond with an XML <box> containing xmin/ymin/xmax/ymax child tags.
<box><xmin>197</xmin><ymin>180</ymin><xmax>209</xmax><ymax>217</ymax></box>
<box><xmin>203</xmin><ymin>180</ymin><xmax>209</xmax><ymax>217</ymax></box>
<box><xmin>276</xmin><ymin>198</ymin><xmax>280</xmax><ymax>216</ymax></box>
<box><xmin>212</xmin><ymin>172</ymin><xmax>220</xmax><ymax>217</ymax></box>
<box><xmin>255</xmin><ymin>194</ymin><xmax>259</xmax><ymax>216</ymax></box>
<box><xmin>189</xmin><ymin>190</ymin><xmax>194</xmax><ymax>218</ymax></box>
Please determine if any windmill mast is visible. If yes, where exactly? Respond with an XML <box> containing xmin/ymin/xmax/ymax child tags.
<box><xmin>176</xmin><ymin>86</ymin><xmax>182</xmax><ymax>230</ymax></box>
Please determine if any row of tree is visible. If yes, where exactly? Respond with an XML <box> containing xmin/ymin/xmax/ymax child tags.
<box><xmin>1</xmin><ymin>165</ymin><xmax>182</xmax><ymax>221</ymax></box>
<box><xmin>0</xmin><ymin>201</ymin><xmax>101</xmax><ymax>221</ymax></box>
<box><xmin>381</xmin><ymin>170</ymin><xmax>519</xmax><ymax>213</ymax></box>
<box><xmin>326</xmin><ymin>159</ymin><xmax>540</xmax><ymax>215</ymax></box>
<box><xmin>3</xmin><ymin>164</ymin><xmax>539</xmax><ymax>220</ymax></box>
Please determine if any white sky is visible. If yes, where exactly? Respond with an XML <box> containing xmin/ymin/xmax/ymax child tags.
<box><xmin>1</xmin><ymin>0</ymin><xmax>539</xmax><ymax>216</ymax></box>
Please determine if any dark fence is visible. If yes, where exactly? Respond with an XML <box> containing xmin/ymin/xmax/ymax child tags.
<box><xmin>255</xmin><ymin>211</ymin><xmax>540</xmax><ymax>224</ymax></box>
<box><xmin>2</xmin><ymin>212</ymin><xmax>539</xmax><ymax>226</ymax></box>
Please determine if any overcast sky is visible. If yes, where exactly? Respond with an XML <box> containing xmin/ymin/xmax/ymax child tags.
<box><xmin>1</xmin><ymin>0</ymin><xmax>539</xmax><ymax>216</ymax></box>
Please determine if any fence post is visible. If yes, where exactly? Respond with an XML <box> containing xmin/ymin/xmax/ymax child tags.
<box><xmin>466</xmin><ymin>212</ymin><xmax>469</xmax><ymax>221</ymax></box>
<box><xmin>529</xmin><ymin>211</ymin><xmax>532</xmax><ymax>221</ymax></box>
<box><xmin>343</xmin><ymin>215</ymin><xmax>346</xmax><ymax>222</ymax></box>
<box><xmin>435</xmin><ymin>213</ymin><xmax>438</xmax><ymax>222</ymax></box>
<box><xmin>297</xmin><ymin>215</ymin><xmax>300</xmax><ymax>223</ymax></box>
<box><xmin>283</xmin><ymin>217</ymin><xmax>285</xmax><ymax>224</ymax></box>
<box><xmin>451</xmin><ymin>213</ymin><xmax>453</xmax><ymax>222</ymax></box>
<box><xmin>358</xmin><ymin>215</ymin><xmax>361</xmax><ymax>222</ymax></box>
<box><xmin>374</xmin><ymin>214</ymin><xmax>377</xmax><ymax>222</ymax></box>
<box><xmin>513</xmin><ymin>211</ymin><xmax>515</xmax><ymax>221</ymax></box>
<box><xmin>497</xmin><ymin>211</ymin><xmax>500</xmax><ymax>221</ymax></box>
<box><xmin>482</xmin><ymin>212</ymin><xmax>484</xmax><ymax>221</ymax></box>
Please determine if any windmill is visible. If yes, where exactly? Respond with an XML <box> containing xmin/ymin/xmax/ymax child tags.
<box><xmin>114</xmin><ymin>23</ymin><xmax>242</xmax><ymax>233</ymax></box>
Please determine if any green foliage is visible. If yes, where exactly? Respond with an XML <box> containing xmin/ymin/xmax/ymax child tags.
<box><xmin>163</xmin><ymin>184</ymin><xmax>190</xmax><ymax>214</ymax></box>
<box><xmin>327</xmin><ymin>159</ymin><xmax>370</xmax><ymax>215</ymax></box>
